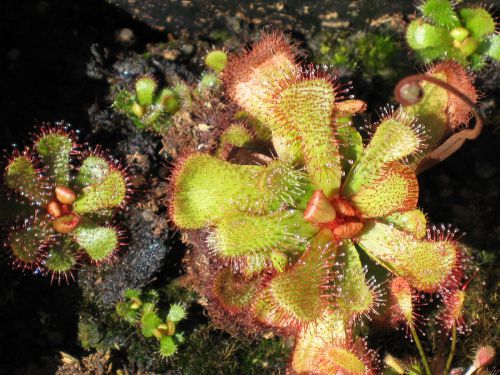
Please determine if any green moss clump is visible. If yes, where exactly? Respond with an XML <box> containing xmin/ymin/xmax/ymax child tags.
<box><xmin>174</xmin><ymin>326</ymin><xmax>290</xmax><ymax>375</ymax></box>
<box><xmin>314</xmin><ymin>31</ymin><xmax>400</xmax><ymax>77</ymax></box>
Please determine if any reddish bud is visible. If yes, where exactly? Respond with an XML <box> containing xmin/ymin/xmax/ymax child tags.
<box><xmin>55</xmin><ymin>185</ymin><xmax>76</xmax><ymax>204</ymax></box>
<box><xmin>52</xmin><ymin>214</ymin><xmax>81</xmax><ymax>233</ymax></box>
<box><xmin>47</xmin><ymin>200</ymin><xmax>62</xmax><ymax>218</ymax></box>
<box><xmin>336</xmin><ymin>99</ymin><xmax>367</xmax><ymax>116</ymax></box>
<box><xmin>332</xmin><ymin>198</ymin><xmax>357</xmax><ymax>217</ymax></box>
<box><xmin>304</xmin><ymin>190</ymin><xmax>336</xmax><ymax>223</ymax></box>
<box><xmin>332</xmin><ymin>221</ymin><xmax>364</xmax><ymax>240</ymax></box>
<box><xmin>60</xmin><ymin>204</ymin><xmax>71</xmax><ymax>216</ymax></box>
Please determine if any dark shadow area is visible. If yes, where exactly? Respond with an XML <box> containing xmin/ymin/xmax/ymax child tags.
<box><xmin>0</xmin><ymin>0</ymin><xmax>165</xmax><ymax>151</ymax></box>
<box><xmin>0</xmin><ymin>0</ymin><xmax>165</xmax><ymax>373</ymax></box>
<box><xmin>107</xmin><ymin>0</ymin><xmax>415</xmax><ymax>33</ymax></box>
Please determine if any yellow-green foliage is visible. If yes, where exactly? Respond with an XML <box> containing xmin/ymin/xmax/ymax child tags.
<box><xmin>170</xmin><ymin>33</ymin><xmax>473</xmax><ymax>374</ymax></box>
<box><xmin>115</xmin><ymin>289</ymin><xmax>187</xmax><ymax>358</ymax></box>
<box><xmin>406</xmin><ymin>0</ymin><xmax>499</xmax><ymax>69</ymax></box>
<box><xmin>3</xmin><ymin>128</ymin><xmax>128</xmax><ymax>280</ymax></box>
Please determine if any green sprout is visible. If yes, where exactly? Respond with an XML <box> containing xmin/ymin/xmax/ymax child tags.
<box><xmin>197</xmin><ymin>49</ymin><xmax>228</xmax><ymax>93</ymax></box>
<box><xmin>112</xmin><ymin>50</ymin><xmax>228</xmax><ymax>133</ymax></box>
<box><xmin>113</xmin><ymin>76</ymin><xmax>181</xmax><ymax>134</ymax></box>
<box><xmin>168</xmin><ymin>33</ymin><xmax>483</xmax><ymax>374</ymax></box>
<box><xmin>406</xmin><ymin>0</ymin><xmax>499</xmax><ymax>69</ymax></box>
<box><xmin>116</xmin><ymin>289</ymin><xmax>187</xmax><ymax>358</ymax></box>
<box><xmin>2</xmin><ymin>125</ymin><xmax>130</xmax><ymax>283</ymax></box>
<box><xmin>205</xmin><ymin>50</ymin><xmax>228</xmax><ymax>73</ymax></box>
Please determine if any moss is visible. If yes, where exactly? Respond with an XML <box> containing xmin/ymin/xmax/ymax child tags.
<box><xmin>174</xmin><ymin>326</ymin><xmax>290</xmax><ymax>375</ymax></box>
<box><xmin>313</xmin><ymin>30</ymin><xmax>401</xmax><ymax>77</ymax></box>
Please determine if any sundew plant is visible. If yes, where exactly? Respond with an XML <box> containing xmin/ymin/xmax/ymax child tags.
<box><xmin>406</xmin><ymin>0</ymin><xmax>499</xmax><ymax>69</ymax></box>
<box><xmin>167</xmin><ymin>33</ymin><xmax>489</xmax><ymax>374</ymax></box>
<box><xmin>2</xmin><ymin>125</ymin><xmax>131</xmax><ymax>283</ymax></box>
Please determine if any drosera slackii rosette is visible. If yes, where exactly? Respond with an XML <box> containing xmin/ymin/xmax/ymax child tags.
<box><xmin>2</xmin><ymin>123</ymin><xmax>132</xmax><ymax>284</ymax></box>
<box><xmin>168</xmin><ymin>32</ymin><xmax>480</xmax><ymax>374</ymax></box>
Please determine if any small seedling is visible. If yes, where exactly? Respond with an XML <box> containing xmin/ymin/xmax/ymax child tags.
<box><xmin>113</xmin><ymin>76</ymin><xmax>182</xmax><ymax>134</ymax></box>
<box><xmin>116</xmin><ymin>289</ymin><xmax>187</xmax><ymax>358</ymax></box>
<box><xmin>2</xmin><ymin>125</ymin><xmax>130</xmax><ymax>283</ymax></box>
<box><xmin>204</xmin><ymin>50</ymin><xmax>228</xmax><ymax>73</ymax></box>
<box><xmin>406</xmin><ymin>0</ymin><xmax>499</xmax><ymax>69</ymax></box>
<box><xmin>113</xmin><ymin>50</ymin><xmax>228</xmax><ymax>134</ymax></box>
<box><xmin>197</xmin><ymin>49</ymin><xmax>228</xmax><ymax>93</ymax></box>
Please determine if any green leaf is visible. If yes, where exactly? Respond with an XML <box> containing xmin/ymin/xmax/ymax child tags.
<box><xmin>384</xmin><ymin>209</ymin><xmax>427</xmax><ymax>239</ymax></box>
<box><xmin>141</xmin><ymin>301</ymin><xmax>156</xmax><ymax>313</ymax></box>
<box><xmin>144</xmin><ymin>110</ymin><xmax>172</xmax><ymax>134</ymax></box>
<box><xmin>415</xmin><ymin>46</ymin><xmax>458</xmax><ymax>63</ymax></box>
<box><xmin>253</xmin><ymin>244</ymin><xmax>334</xmax><ymax>327</ymax></box>
<box><xmin>198</xmin><ymin>72</ymin><xmax>222</xmax><ymax>91</ymax></box>
<box><xmin>336</xmin><ymin>241</ymin><xmax>374</xmax><ymax>317</ymax></box>
<box><xmin>124</xmin><ymin>289</ymin><xmax>142</xmax><ymax>300</ymax></box>
<box><xmin>350</xmin><ymin>162</ymin><xmax>418</xmax><ymax>218</ymax></box>
<box><xmin>212</xmin><ymin>269</ymin><xmax>262</xmax><ymax>310</ymax></box>
<box><xmin>208</xmin><ymin>210</ymin><xmax>316</xmax><ymax>259</ymax></box>
<box><xmin>273</xmin><ymin>79</ymin><xmax>341</xmax><ymax>197</ymax></box>
<box><xmin>336</xmin><ymin>123</ymin><xmax>363</xmax><ymax>176</ymax></box>
<box><xmin>73</xmin><ymin>170</ymin><xmax>126</xmax><ymax>214</ymax></box>
<box><xmin>44</xmin><ymin>239</ymin><xmax>77</xmax><ymax>273</ymax></box>
<box><xmin>172</xmin><ymin>82</ymin><xmax>192</xmax><ymax>107</ymax></box>
<box><xmin>9</xmin><ymin>224</ymin><xmax>52</xmax><ymax>266</ymax></box>
<box><xmin>35</xmin><ymin>132</ymin><xmax>73</xmax><ymax>185</ymax></box>
<box><xmin>157</xmin><ymin>88</ymin><xmax>181</xmax><ymax>114</ymax></box>
<box><xmin>205</xmin><ymin>50</ymin><xmax>228</xmax><ymax>73</ymax></box>
<box><xmin>166</xmin><ymin>304</ymin><xmax>186</xmax><ymax>324</ymax></box>
<box><xmin>291</xmin><ymin>311</ymin><xmax>347</xmax><ymax>374</ymax></box>
<box><xmin>75</xmin><ymin>155</ymin><xmax>111</xmax><ymax>188</ymax></box>
<box><xmin>343</xmin><ymin>111</ymin><xmax>425</xmax><ymax>197</ymax></box>
<box><xmin>419</xmin><ymin>0</ymin><xmax>459</xmax><ymax>29</ymax></box>
<box><xmin>238</xmin><ymin>252</ymin><xmax>272</xmax><ymax>276</ymax></box>
<box><xmin>357</xmin><ymin>221</ymin><xmax>459</xmax><ymax>292</ymax></box>
<box><xmin>116</xmin><ymin>301</ymin><xmax>138</xmax><ymax>324</ymax></box>
<box><xmin>223</xmin><ymin>40</ymin><xmax>301</xmax><ymax>161</ymax></box>
<box><xmin>144</xmin><ymin>290</ymin><xmax>160</xmax><ymax>304</ymax></box>
<box><xmin>135</xmin><ymin>77</ymin><xmax>157</xmax><ymax>106</ymax></box>
<box><xmin>455</xmin><ymin>36</ymin><xmax>480</xmax><ymax>57</ymax></box>
<box><xmin>73</xmin><ymin>222</ymin><xmax>118</xmax><ymax>262</ymax></box>
<box><xmin>174</xmin><ymin>332</ymin><xmax>185</xmax><ymax>344</ymax></box>
<box><xmin>159</xmin><ymin>335</ymin><xmax>178</xmax><ymax>358</ymax></box>
<box><xmin>141</xmin><ymin>310</ymin><xmax>162</xmax><ymax>338</ymax></box>
<box><xmin>469</xmin><ymin>53</ymin><xmax>486</xmax><ymax>70</ymax></box>
<box><xmin>216</xmin><ymin>123</ymin><xmax>253</xmax><ymax>157</ymax></box>
<box><xmin>112</xmin><ymin>90</ymin><xmax>135</xmax><ymax>114</ymax></box>
<box><xmin>405</xmin><ymin>72</ymin><xmax>449</xmax><ymax>150</ymax></box>
<box><xmin>171</xmin><ymin>154</ymin><xmax>309</xmax><ymax>228</ymax></box>
<box><xmin>459</xmin><ymin>7</ymin><xmax>495</xmax><ymax>39</ymax></box>
<box><xmin>406</xmin><ymin>20</ymin><xmax>452</xmax><ymax>50</ymax></box>
<box><xmin>5</xmin><ymin>155</ymin><xmax>48</xmax><ymax>205</ymax></box>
